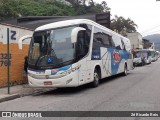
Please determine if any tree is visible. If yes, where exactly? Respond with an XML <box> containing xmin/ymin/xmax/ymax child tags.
<box><xmin>0</xmin><ymin>0</ymin><xmax>111</xmax><ymax>20</ymax></box>
<box><xmin>66</xmin><ymin>0</ymin><xmax>110</xmax><ymax>15</ymax></box>
<box><xmin>111</xmin><ymin>15</ymin><xmax>138</xmax><ymax>34</ymax></box>
<box><xmin>101</xmin><ymin>1</ymin><xmax>110</xmax><ymax>12</ymax></box>
<box><xmin>0</xmin><ymin>0</ymin><xmax>76</xmax><ymax>20</ymax></box>
<box><xmin>0</xmin><ymin>0</ymin><xmax>19</xmax><ymax>19</ymax></box>
<box><xmin>111</xmin><ymin>15</ymin><xmax>124</xmax><ymax>33</ymax></box>
<box><xmin>123</xmin><ymin>18</ymin><xmax>138</xmax><ymax>33</ymax></box>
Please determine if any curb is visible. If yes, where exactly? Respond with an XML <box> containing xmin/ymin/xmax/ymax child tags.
<box><xmin>0</xmin><ymin>94</ymin><xmax>21</xmax><ymax>103</ymax></box>
<box><xmin>0</xmin><ymin>88</ymin><xmax>55</xmax><ymax>103</ymax></box>
<box><xmin>20</xmin><ymin>88</ymin><xmax>56</xmax><ymax>97</ymax></box>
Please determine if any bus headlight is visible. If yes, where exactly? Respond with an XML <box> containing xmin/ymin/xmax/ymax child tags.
<box><xmin>28</xmin><ymin>72</ymin><xmax>35</xmax><ymax>78</ymax></box>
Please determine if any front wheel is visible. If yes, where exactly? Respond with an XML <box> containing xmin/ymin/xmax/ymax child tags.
<box><xmin>91</xmin><ymin>70</ymin><xmax>100</xmax><ymax>88</ymax></box>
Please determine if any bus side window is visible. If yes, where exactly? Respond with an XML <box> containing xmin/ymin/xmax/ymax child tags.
<box><xmin>76</xmin><ymin>31</ymin><xmax>89</xmax><ymax>60</ymax></box>
<box><xmin>102</xmin><ymin>32</ymin><xmax>112</xmax><ymax>48</ymax></box>
<box><xmin>121</xmin><ymin>39</ymin><xmax>126</xmax><ymax>50</ymax></box>
<box><xmin>110</xmin><ymin>36</ymin><xmax>116</xmax><ymax>48</ymax></box>
<box><xmin>93</xmin><ymin>27</ymin><xmax>104</xmax><ymax>48</ymax></box>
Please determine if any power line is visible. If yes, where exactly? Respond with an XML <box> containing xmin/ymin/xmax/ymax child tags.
<box><xmin>141</xmin><ymin>24</ymin><xmax>160</xmax><ymax>34</ymax></box>
<box><xmin>142</xmin><ymin>30</ymin><xmax>160</xmax><ymax>36</ymax></box>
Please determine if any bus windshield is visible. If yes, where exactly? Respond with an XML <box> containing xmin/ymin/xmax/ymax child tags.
<box><xmin>150</xmin><ymin>51</ymin><xmax>155</xmax><ymax>58</ymax></box>
<box><xmin>141</xmin><ymin>51</ymin><xmax>148</xmax><ymax>58</ymax></box>
<box><xmin>135</xmin><ymin>51</ymin><xmax>141</xmax><ymax>58</ymax></box>
<box><xmin>28</xmin><ymin>26</ymin><xmax>77</xmax><ymax>69</ymax></box>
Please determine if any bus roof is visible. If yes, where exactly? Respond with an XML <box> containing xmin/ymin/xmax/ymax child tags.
<box><xmin>35</xmin><ymin>19</ymin><xmax>129</xmax><ymax>41</ymax></box>
<box><xmin>35</xmin><ymin>19</ymin><xmax>91</xmax><ymax>31</ymax></box>
<box><xmin>148</xmin><ymin>48</ymin><xmax>155</xmax><ymax>51</ymax></box>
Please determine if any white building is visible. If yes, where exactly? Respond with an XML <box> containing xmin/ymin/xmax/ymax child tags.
<box><xmin>126</xmin><ymin>32</ymin><xmax>143</xmax><ymax>49</ymax></box>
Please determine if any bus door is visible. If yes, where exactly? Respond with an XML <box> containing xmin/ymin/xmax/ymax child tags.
<box><xmin>76</xmin><ymin>30</ymin><xmax>90</xmax><ymax>85</ymax></box>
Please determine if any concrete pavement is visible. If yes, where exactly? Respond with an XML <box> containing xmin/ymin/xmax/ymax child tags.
<box><xmin>0</xmin><ymin>84</ymin><xmax>54</xmax><ymax>103</ymax></box>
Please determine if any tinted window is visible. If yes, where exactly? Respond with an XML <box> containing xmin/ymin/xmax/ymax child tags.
<box><xmin>110</xmin><ymin>37</ymin><xmax>116</xmax><ymax>48</ymax></box>
<box><xmin>93</xmin><ymin>27</ymin><xmax>104</xmax><ymax>48</ymax></box>
<box><xmin>76</xmin><ymin>24</ymin><xmax>92</xmax><ymax>60</ymax></box>
<box><xmin>121</xmin><ymin>38</ymin><xmax>126</xmax><ymax>50</ymax></box>
<box><xmin>102</xmin><ymin>32</ymin><xmax>111</xmax><ymax>47</ymax></box>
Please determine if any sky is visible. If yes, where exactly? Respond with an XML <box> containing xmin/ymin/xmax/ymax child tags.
<box><xmin>93</xmin><ymin>0</ymin><xmax>160</xmax><ymax>36</ymax></box>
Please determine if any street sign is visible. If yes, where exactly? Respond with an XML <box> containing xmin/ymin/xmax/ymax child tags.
<box><xmin>96</xmin><ymin>12</ymin><xmax>110</xmax><ymax>29</ymax></box>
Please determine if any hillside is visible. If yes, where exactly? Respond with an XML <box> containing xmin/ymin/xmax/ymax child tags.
<box><xmin>143</xmin><ymin>34</ymin><xmax>160</xmax><ymax>50</ymax></box>
<box><xmin>0</xmin><ymin>0</ymin><xmax>109</xmax><ymax>20</ymax></box>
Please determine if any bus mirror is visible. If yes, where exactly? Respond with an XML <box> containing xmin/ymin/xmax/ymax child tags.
<box><xmin>71</xmin><ymin>27</ymin><xmax>86</xmax><ymax>43</ymax></box>
<box><xmin>18</xmin><ymin>35</ymin><xmax>32</xmax><ymax>49</ymax></box>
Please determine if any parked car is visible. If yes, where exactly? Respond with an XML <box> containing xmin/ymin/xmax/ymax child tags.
<box><xmin>149</xmin><ymin>49</ymin><xmax>157</xmax><ymax>62</ymax></box>
<box><xmin>133</xmin><ymin>51</ymin><xmax>147</xmax><ymax>66</ymax></box>
<box><xmin>133</xmin><ymin>49</ymin><xmax>152</xmax><ymax>66</ymax></box>
<box><xmin>155</xmin><ymin>51</ymin><xmax>160</xmax><ymax>60</ymax></box>
<box><xmin>156</xmin><ymin>51</ymin><xmax>160</xmax><ymax>58</ymax></box>
<box><xmin>141</xmin><ymin>49</ymin><xmax>152</xmax><ymax>64</ymax></box>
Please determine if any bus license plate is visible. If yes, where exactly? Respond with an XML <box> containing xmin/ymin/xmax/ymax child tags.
<box><xmin>44</xmin><ymin>81</ymin><xmax>52</xmax><ymax>85</ymax></box>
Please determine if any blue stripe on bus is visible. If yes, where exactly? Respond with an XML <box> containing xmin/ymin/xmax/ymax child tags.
<box><xmin>51</xmin><ymin>65</ymin><xmax>71</xmax><ymax>75</ymax></box>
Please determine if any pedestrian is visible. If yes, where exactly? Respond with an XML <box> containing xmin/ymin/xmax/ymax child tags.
<box><xmin>24</xmin><ymin>56</ymin><xmax>28</xmax><ymax>83</ymax></box>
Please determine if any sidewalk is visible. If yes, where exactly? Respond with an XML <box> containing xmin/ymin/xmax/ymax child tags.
<box><xmin>0</xmin><ymin>84</ymin><xmax>54</xmax><ymax>103</ymax></box>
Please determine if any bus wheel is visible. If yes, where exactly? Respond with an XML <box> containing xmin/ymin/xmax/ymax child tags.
<box><xmin>91</xmin><ymin>69</ymin><xmax>100</xmax><ymax>87</ymax></box>
<box><xmin>122</xmin><ymin>64</ymin><xmax>127</xmax><ymax>76</ymax></box>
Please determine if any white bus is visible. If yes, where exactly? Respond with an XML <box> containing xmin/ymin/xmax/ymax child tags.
<box><xmin>19</xmin><ymin>19</ymin><xmax>133</xmax><ymax>88</ymax></box>
<box><xmin>149</xmin><ymin>49</ymin><xmax>157</xmax><ymax>62</ymax></box>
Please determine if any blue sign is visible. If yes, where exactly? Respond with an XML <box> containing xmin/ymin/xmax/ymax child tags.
<box><xmin>47</xmin><ymin>57</ymin><xmax>53</xmax><ymax>63</ymax></box>
<box><xmin>91</xmin><ymin>48</ymin><xmax>101</xmax><ymax>60</ymax></box>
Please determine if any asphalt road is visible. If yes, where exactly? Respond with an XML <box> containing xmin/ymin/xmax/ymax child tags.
<box><xmin>0</xmin><ymin>59</ymin><xmax>160</xmax><ymax>120</ymax></box>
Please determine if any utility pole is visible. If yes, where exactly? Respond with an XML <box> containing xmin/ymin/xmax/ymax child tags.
<box><xmin>7</xmin><ymin>28</ymin><xmax>10</xmax><ymax>94</ymax></box>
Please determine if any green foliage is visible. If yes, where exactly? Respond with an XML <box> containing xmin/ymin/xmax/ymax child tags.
<box><xmin>71</xmin><ymin>0</ymin><xmax>110</xmax><ymax>15</ymax></box>
<box><xmin>0</xmin><ymin>0</ymin><xmax>111</xmax><ymax>20</ymax></box>
<box><xmin>0</xmin><ymin>0</ymin><xmax>137</xmax><ymax>35</ymax></box>
<box><xmin>111</xmin><ymin>15</ymin><xmax>138</xmax><ymax>34</ymax></box>
<box><xmin>0</xmin><ymin>0</ymin><xmax>76</xmax><ymax>20</ymax></box>
<box><xmin>0</xmin><ymin>0</ymin><xmax>19</xmax><ymax>19</ymax></box>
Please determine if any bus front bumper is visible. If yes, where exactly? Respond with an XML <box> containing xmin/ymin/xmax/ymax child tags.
<box><xmin>28</xmin><ymin>71</ymin><xmax>79</xmax><ymax>88</ymax></box>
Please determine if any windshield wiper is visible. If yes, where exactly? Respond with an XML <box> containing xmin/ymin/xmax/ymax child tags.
<box><xmin>57</xmin><ymin>59</ymin><xmax>75</xmax><ymax>66</ymax></box>
<box><xmin>35</xmin><ymin>55</ymin><xmax>46</xmax><ymax>67</ymax></box>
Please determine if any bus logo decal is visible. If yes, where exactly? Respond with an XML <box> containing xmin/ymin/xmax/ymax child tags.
<box><xmin>113</xmin><ymin>51</ymin><xmax>121</xmax><ymax>63</ymax></box>
<box><xmin>51</xmin><ymin>69</ymin><xmax>59</xmax><ymax>75</ymax></box>
<box><xmin>51</xmin><ymin>65</ymin><xmax>71</xmax><ymax>75</ymax></box>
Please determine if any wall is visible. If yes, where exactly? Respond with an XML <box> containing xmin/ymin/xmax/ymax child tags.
<box><xmin>137</xmin><ymin>33</ymin><xmax>143</xmax><ymax>49</ymax></box>
<box><xmin>127</xmin><ymin>32</ymin><xmax>143</xmax><ymax>49</ymax></box>
<box><xmin>0</xmin><ymin>24</ymin><xmax>33</xmax><ymax>87</ymax></box>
